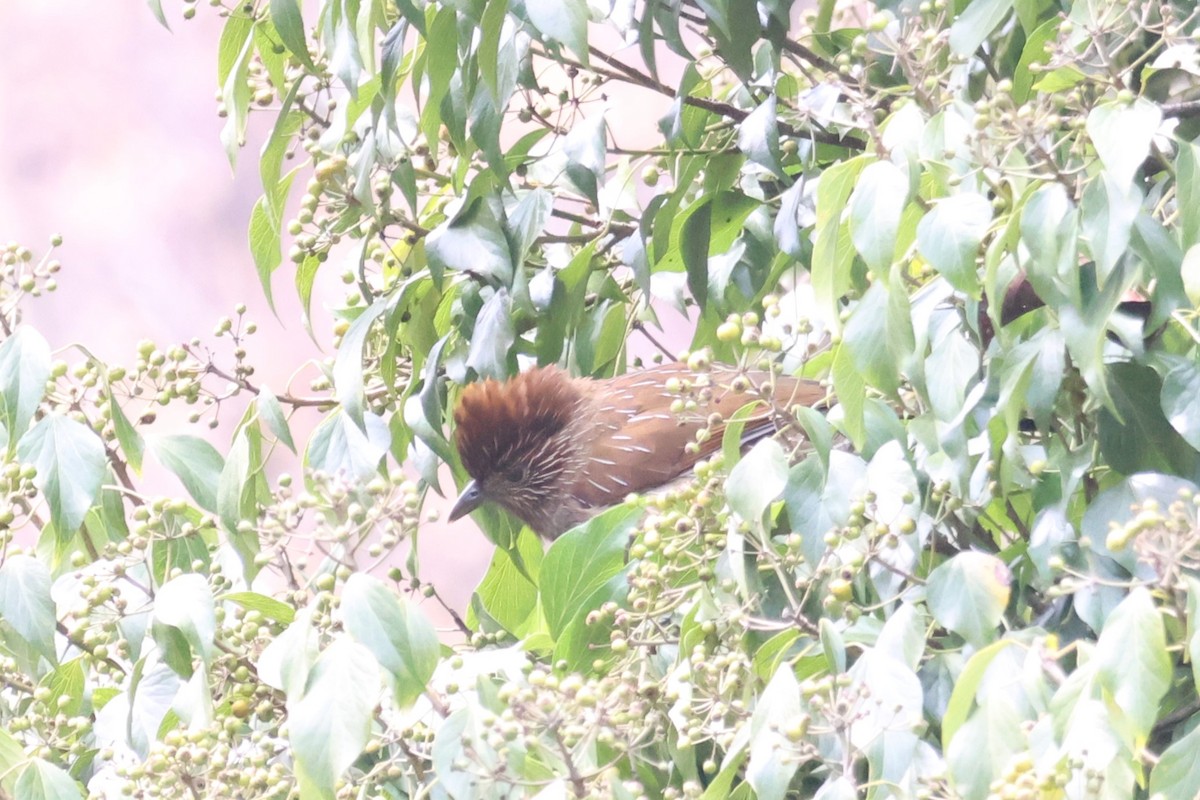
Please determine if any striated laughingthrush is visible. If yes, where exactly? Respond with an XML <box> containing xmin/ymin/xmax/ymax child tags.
<box><xmin>448</xmin><ymin>363</ymin><xmax>826</xmax><ymax>539</ymax></box>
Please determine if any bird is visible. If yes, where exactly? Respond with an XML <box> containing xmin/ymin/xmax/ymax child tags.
<box><xmin>448</xmin><ymin>362</ymin><xmax>827</xmax><ymax>539</ymax></box>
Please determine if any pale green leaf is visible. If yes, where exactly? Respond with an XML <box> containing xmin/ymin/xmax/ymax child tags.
<box><xmin>0</xmin><ymin>326</ymin><xmax>51</xmax><ymax>450</ymax></box>
<box><xmin>1150</xmin><ymin>722</ymin><xmax>1200</xmax><ymax>800</ymax></box>
<box><xmin>425</xmin><ymin>196</ymin><xmax>513</xmax><ymax>285</ymax></box>
<box><xmin>152</xmin><ymin>574</ymin><xmax>216</xmax><ymax>668</ymax></box>
<box><xmin>916</xmin><ymin>193</ymin><xmax>991</xmax><ymax>295</ymax></box>
<box><xmin>0</xmin><ymin>555</ymin><xmax>55</xmax><ymax>661</ymax></box>
<box><xmin>151</xmin><ymin>435</ymin><xmax>225</xmax><ymax>513</ymax></box>
<box><xmin>466</xmin><ymin>288</ymin><xmax>515</xmax><ymax>380</ymax></box>
<box><xmin>305</xmin><ymin>409</ymin><xmax>389</xmax><ymax>481</ymax></box>
<box><xmin>540</xmin><ymin>505</ymin><xmax>640</xmax><ymax>640</ymax></box>
<box><xmin>289</xmin><ymin>637</ymin><xmax>381</xmax><ymax>794</ymax></box>
<box><xmin>725</xmin><ymin>438</ymin><xmax>788</xmax><ymax>525</ymax></box>
<box><xmin>849</xmin><ymin>160</ymin><xmax>909</xmax><ymax>273</ymax></box>
<box><xmin>220</xmin><ymin>591</ymin><xmax>295</xmax><ymax>625</ymax></box>
<box><xmin>1087</xmin><ymin>98</ymin><xmax>1162</xmax><ymax>187</ymax></box>
<box><xmin>270</xmin><ymin>0</ymin><xmax>316</xmax><ymax>70</ymax></box>
<box><xmin>926</xmin><ymin>552</ymin><xmax>1011</xmax><ymax>646</ymax></box>
<box><xmin>737</xmin><ymin>95</ymin><xmax>783</xmax><ymax>177</ymax></box>
<box><xmin>949</xmin><ymin>0</ymin><xmax>1015</xmax><ymax>56</ymax></box>
<box><xmin>526</xmin><ymin>0</ymin><xmax>589</xmax><ymax>64</ymax></box>
<box><xmin>13</xmin><ymin>758</ymin><xmax>82</xmax><ymax>800</ymax></box>
<box><xmin>1094</xmin><ymin>587</ymin><xmax>1170</xmax><ymax>740</ymax></box>
<box><xmin>342</xmin><ymin>574</ymin><xmax>439</xmax><ymax>707</ymax></box>
<box><xmin>256</xmin><ymin>386</ymin><xmax>296</xmax><ymax>453</ymax></box>
<box><xmin>18</xmin><ymin>414</ymin><xmax>106</xmax><ymax>535</ymax></box>
<box><xmin>746</xmin><ymin>663</ymin><xmax>801</xmax><ymax>800</ymax></box>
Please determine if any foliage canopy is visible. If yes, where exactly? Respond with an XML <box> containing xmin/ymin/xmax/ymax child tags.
<box><xmin>2</xmin><ymin>0</ymin><xmax>1200</xmax><ymax>798</ymax></box>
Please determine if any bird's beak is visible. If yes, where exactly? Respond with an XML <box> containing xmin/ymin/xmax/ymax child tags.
<box><xmin>449</xmin><ymin>480</ymin><xmax>483</xmax><ymax>522</ymax></box>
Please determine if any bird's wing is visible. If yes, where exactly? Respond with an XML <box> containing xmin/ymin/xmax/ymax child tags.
<box><xmin>571</xmin><ymin>365</ymin><xmax>826</xmax><ymax>507</ymax></box>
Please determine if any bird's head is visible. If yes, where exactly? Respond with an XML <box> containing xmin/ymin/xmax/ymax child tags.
<box><xmin>449</xmin><ymin>367</ymin><xmax>583</xmax><ymax>524</ymax></box>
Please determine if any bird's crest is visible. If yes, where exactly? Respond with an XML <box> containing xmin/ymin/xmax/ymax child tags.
<box><xmin>453</xmin><ymin>367</ymin><xmax>581</xmax><ymax>482</ymax></box>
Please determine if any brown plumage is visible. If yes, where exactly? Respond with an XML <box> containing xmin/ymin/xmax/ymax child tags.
<box><xmin>449</xmin><ymin>363</ymin><xmax>826</xmax><ymax>539</ymax></box>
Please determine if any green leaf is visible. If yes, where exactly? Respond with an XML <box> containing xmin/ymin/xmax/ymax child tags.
<box><xmin>289</xmin><ymin>636</ymin><xmax>381</xmax><ymax>795</ymax></box>
<box><xmin>295</xmin><ymin>253</ymin><xmax>320</xmax><ymax>330</ymax></box>
<box><xmin>342</xmin><ymin>574</ymin><xmax>439</xmax><ymax>707</ymax></box>
<box><xmin>249</xmin><ymin>197</ymin><xmax>285</xmax><ymax>307</ymax></box>
<box><xmin>1177</xmin><ymin>141</ymin><xmax>1200</xmax><ymax>251</ymax></box>
<box><xmin>949</xmin><ymin>0</ymin><xmax>1014</xmax><ymax>57</ymax></box>
<box><xmin>41</xmin><ymin>658</ymin><xmax>85</xmax><ymax>716</ymax></box>
<box><xmin>701</xmin><ymin>749</ymin><xmax>748</xmax><ymax>800</ymax></box>
<box><xmin>831</xmin><ymin>343</ymin><xmax>866</xmax><ymax>447</ymax></box>
<box><xmin>217</xmin><ymin>12</ymin><xmax>254</xmax><ymax>85</ymax></box>
<box><xmin>108</xmin><ymin>392</ymin><xmax>144</xmax><ymax>474</ymax></box>
<box><xmin>1099</xmin><ymin>361</ymin><xmax>1200</xmax><ymax>477</ymax></box>
<box><xmin>754</xmin><ymin>629</ymin><xmax>802</xmax><ymax>682</ymax></box>
<box><xmin>945</xmin><ymin>696</ymin><xmax>1023</xmax><ymax>800</ymax></box>
<box><xmin>1094</xmin><ymin>587</ymin><xmax>1171</xmax><ymax>740</ymax></box>
<box><xmin>419</xmin><ymin>7</ymin><xmax>457</xmax><ymax>145</ymax></box>
<box><xmin>725</xmin><ymin>438</ymin><xmax>788</xmax><ymax>526</ymax></box>
<box><xmin>681</xmin><ymin>199</ymin><xmax>713</xmax><ymax>310</ymax></box>
<box><xmin>0</xmin><ymin>727</ymin><xmax>25</xmax><ymax>796</ymax></box>
<box><xmin>1150</xmin><ymin>721</ymin><xmax>1200</xmax><ymax>800</ymax></box>
<box><xmin>926</xmin><ymin>552</ymin><xmax>1011</xmax><ymax>646</ymax></box>
<box><xmin>18</xmin><ymin>415</ymin><xmax>106</xmax><ymax>535</ymax></box>
<box><xmin>218</xmin><ymin>15</ymin><xmax>256</xmax><ymax>166</ymax></box>
<box><xmin>915</xmin><ymin>193</ymin><xmax>991</xmax><ymax>295</ymax></box>
<box><xmin>525</xmin><ymin>0</ymin><xmax>589</xmax><ymax>65</ymax></box>
<box><xmin>269</xmin><ymin>0</ymin><xmax>316</xmax><ymax>70</ymax></box>
<box><xmin>425</xmin><ymin>196</ymin><xmax>513</xmax><ymax>285</ymax></box>
<box><xmin>466</xmin><ymin>288</ymin><xmax>515</xmax><ymax>379</ymax></box>
<box><xmin>334</xmin><ymin>297</ymin><xmax>390</xmax><ymax>427</ymax></box>
<box><xmin>152</xmin><ymin>574</ymin><xmax>216</xmax><ymax>671</ymax></box>
<box><xmin>1080</xmin><ymin>172</ymin><xmax>1142</xmax><ymax>287</ymax></box>
<box><xmin>1183</xmin><ymin>244</ymin><xmax>1200</xmax><ymax>307</ymax></box>
<box><xmin>471</xmin><ymin>528</ymin><xmax>543</xmax><ymax>635</ymax></box>
<box><xmin>844</xmin><ymin>282</ymin><xmax>901</xmax><ymax>395</ymax></box>
<box><xmin>553</xmin><ymin>571</ymin><xmax>628</xmax><ymax>670</ymax></box>
<box><xmin>328</xmin><ymin>1</ymin><xmax>364</xmax><ymax>97</ymax></box>
<box><xmin>540</xmin><ymin>505</ymin><xmax>640</xmax><ymax>640</ymax></box>
<box><xmin>940</xmin><ymin>638</ymin><xmax>1020</xmax><ymax>748</ymax></box>
<box><xmin>305</xmin><ymin>409</ymin><xmax>389</xmax><ymax>481</ymax></box>
<box><xmin>737</xmin><ymin>95</ymin><xmax>783</xmax><ymax>178</ymax></box>
<box><xmin>0</xmin><ymin>326</ymin><xmax>52</xmax><ymax>451</ymax></box>
<box><xmin>1012</xmin><ymin>18</ymin><xmax>1057</xmax><ymax>103</ymax></box>
<box><xmin>563</xmin><ymin>112</ymin><xmax>606</xmax><ymax>204</ymax></box>
<box><xmin>257</xmin><ymin>607</ymin><xmax>318</xmax><ymax>696</ymax></box>
<box><xmin>256</xmin><ymin>386</ymin><xmax>296</xmax><ymax>453</ymax></box>
<box><xmin>813</xmin><ymin>156</ymin><xmax>869</xmax><ymax>324</ymax></box>
<box><xmin>151</xmin><ymin>435</ymin><xmax>225</xmax><ymax>513</ymax></box>
<box><xmin>13</xmin><ymin>758</ymin><xmax>82</xmax><ymax>800</ymax></box>
<box><xmin>699</xmin><ymin>0</ymin><xmax>757</xmax><ymax>80</ymax></box>
<box><xmin>1158</xmin><ymin>356</ymin><xmax>1200</xmax><ymax>450</ymax></box>
<box><xmin>478</xmin><ymin>0</ymin><xmax>509</xmax><ymax>102</ymax></box>
<box><xmin>1087</xmin><ymin>98</ymin><xmax>1162</xmax><ymax>187</ymax></box>
<box><xmin>0</xmin><ymin>555</ymin><xmax>55</xmax><ymax>661</ymax></box>
<box><xmin>1032</xmin><ymin>64</ymin><xmax>1087</xmax><ymax>93</ymax></box>
<box><xmin>220</xmin><ymin>592</ymin><xmax>295</xmax><ymax>625</ymax></box>
<box><xmin>1020</xmin><ymin>182</ymin><xmax>1078</xmax><ymax>306</ymax></box>
<box><xmin>849</xmin><ymin>160</ymin><xmax>909</xmax><ymax>273</ymax></box>
<box><xmin>217</xmin><ymin>429</ymin><xmax>261</xmax><ymax>566</ymax></box>
<box><xmin>145</xmin><ymin>0</ymin><xmax>170</xmax><ymax>30</ymax></box>
<box><xmin>507</xmin><ymin>188</ymin><xmax>554</xmax><ymax>266</ymax></box>
<box><xmin>1187</xmin><ymin>577</ymin><xmax>1200</xmax><ymax>696</ymax></box>
<box><xmin>746</xmin><ymin>663</ymin><xmax>802</xmax><ymax>800</ymax></box>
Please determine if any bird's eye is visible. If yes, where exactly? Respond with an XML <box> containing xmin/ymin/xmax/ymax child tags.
<box><xmin>504</xmin><ymin>464</ymin><xmax>527</xmax><ymax>484</ymax></box>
